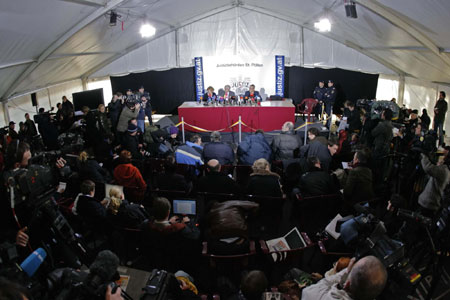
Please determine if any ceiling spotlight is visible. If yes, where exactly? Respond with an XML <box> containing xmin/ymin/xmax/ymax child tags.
<box><xmin>344</xmin><ymin>0</ymin><xmax>358</xmax><ymax>18</ymax></box>
<box><xmin>314</xmin><ymin>18</ymin><xmax>331</xmax><ymax>32</ymax></box>
<box><xmin>140</xmin><ymin>23</ymin><xmax>156</xmax><ymax>38</ymax></box>
<box><xmin>109</xmin><ymin>11</ymin><xmax>117</xmax><ymax>26</ymax></box>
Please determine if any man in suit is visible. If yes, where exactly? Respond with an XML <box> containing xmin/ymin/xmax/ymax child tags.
<box><xmin>244</xmin><ymin>84</ymin><xmax>262</xmax><ymax>102</ymax></box>
<box><xmin>218</xmin><ymin>85</ymin><xmax>235</xmax><ymax>101</ymax></box>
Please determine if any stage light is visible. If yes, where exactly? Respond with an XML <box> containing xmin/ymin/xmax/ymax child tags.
<box><xmin>140</xmin><ymin>23</ymin><xmax>156</xmax><ymax>38</ymax></box>
<box><xmin>109</xmin><ymin>11</ymin><xmax>117</xmax><ymax>26</ymax></box>
<box><xmin>314</xmin><ymin>18</ymin><xmax>331</xmax><ymax>32</ymax></box>
<box><xmin>344</xmin><ymin>0</ymin><xmax>358</xmax><ymax>18</ymax></box>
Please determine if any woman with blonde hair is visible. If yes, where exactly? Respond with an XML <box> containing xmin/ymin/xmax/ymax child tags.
<box><xmin>106</xmin><ymin>187</ymin><xmax>148</xmax><ymax>227</ymax></box>
<box><xmin>246</xmin><ymin>158</ymin><xmax>283</xmax><ymax>197</ymax></box>
<box><xmin>77</xmin><ymin>150</ymin><xmax>110</xmax><ymax>183</ymax></box>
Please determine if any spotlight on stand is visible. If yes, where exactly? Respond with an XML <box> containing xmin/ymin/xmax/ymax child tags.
<box><xmin>344</xmin><ymin>0</ymin><xmax>358</xmax><ymax>18</ymax></box>
<box><xmin>314</xmin><ymin>18</ymin><xmax>331</xmax><ymax>32</ymax></box>
<box><xmin>109</xmin><ymin>10</ymin><xmax>118</xmax><ymax>26</ymax></box>
<box><xmin>140</xmin><ymin>23</ymin><xmax>156</xmax><ymax>38</ymax></box>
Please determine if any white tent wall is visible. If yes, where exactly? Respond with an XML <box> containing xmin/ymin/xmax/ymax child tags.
<box><xmin>376</xmin><ymin>74</ymin><xmax>399</xmax><ymax>101</ymax></box>
<box><xmin>7</xmin><ymin>80</ymin><xmax>83</xmax><ymax>124</ymax></box>
<box><xmin>87</xmin><ymin>78</ymin><xmax>113</xmax><ymax>106</ymax></box>
<box><xmin>91</xmin><ymin>7</ymin><xmax>393</xmax><ymax>78</ymax></box>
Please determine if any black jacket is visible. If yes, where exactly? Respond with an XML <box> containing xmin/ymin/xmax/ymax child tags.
<box><xmin>156</xmin><ymin>172</ymin><xmax>191</xmax><ymax>192</ymax></box>
<box><xmin>77</xmin><ymin>159</ymin><xmax>110</xmax><ymax>183</ymax></box>
<box><xmin>344</xmin><ymin>165</ymin><xmax>374</xmax><ymax>207</ymax></box>
<box><xmin>203</xmin><ymin>142</ymin><xmax>235</xmax><ymax>165</ymax></box>
<box><xmin>371</xmin><ymin>120</ymin><xmax>393</xmax><ymax>157</ymax></box>
<box><xmin>271</xmin><ymin>131</ymin><xmax>301</xmax><ymax>160</ymax></box>
<box><xmin>76</xmin><ymin>195</ymin><xmax>107</xmax><ymax>228</ymax></box>
<box><xmin>300</xmin><ymin>139</ymin><xmax>332</xmax><ymax>171</ymax></box>
<box><xmin>195</xmin><ymin>172</ymin><xmax>241</xmax><ymax>195</ymax></box>
<box><xmin>347</xmin><ymin>108</ymin><xmax>362</xmax><ymax>133</ymax></box>
<box><xmin>109</xmin><ymin>200</ymin><xmax>148</xmax><ymax>228</ymax></box>
<box><xmin>122</xmin><ymin>134</ymin><xmax>141</xmax><ymax>159</ymax></box>
<box><xmin>299</xmin><ymin>168</ymin><xmax>337</xmax><ymax>196</ymax></box>
<box><xmin>434</xmin><ymin>99</ymin><xmax>448</xmax><ymax>123</ymax></box>
<box><xmin>246</xmin><ymin>171</ymin><xmax>282</xmax><ymax>197</ymax></box>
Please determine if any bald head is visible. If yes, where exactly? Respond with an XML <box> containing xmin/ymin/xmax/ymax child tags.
<box><xmin>207</xmin><ymin>159</ymin><xmax>221</xmax><ymax>172</ymax></box>
<box><xmin>346</xmin><ymin>256</ymin><xmax>387</xmax><ymax>300</ymax></box>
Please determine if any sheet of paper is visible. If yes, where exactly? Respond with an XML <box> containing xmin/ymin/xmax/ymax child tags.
<box><xmin>325</xmin><ymin>214</ymin><xmax>343</xmax><ymax>239</ymax></box>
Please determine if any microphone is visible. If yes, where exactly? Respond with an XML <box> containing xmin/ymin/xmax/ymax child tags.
<box><xmin>20</xmin><ymin>247</ymin><xmax>47</xmax><ymax>277</ymax></box>
<box><xmin>86</xmin><ymin>250</ymin><xmax>120</xmax><ymax>289</ymax></box>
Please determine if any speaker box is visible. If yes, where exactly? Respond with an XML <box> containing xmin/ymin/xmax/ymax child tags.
<box><xmin>155</xmin><ymin>116</ymin><xmax>176</xmax><ymax>129</ymax></box>
<box><xmin>31</xmin><ymin>93</ymin><xmax>37</xmax><ymax>107</ymax></box>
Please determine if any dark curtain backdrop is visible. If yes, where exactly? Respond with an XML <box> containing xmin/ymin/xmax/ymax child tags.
<box><xmin>285</xmin><ymin>67</ymin><xmax>379</xmax><ymax>108</ymax></box>
<box><xmin>110</xmin><ymin>67</ymin><xmax>195</xmax><ymax>114</ymax></box>
<box><xmin>110</xmin><ymin>66</ymin><xmax>378</xmax><ymax>114</ymax></box>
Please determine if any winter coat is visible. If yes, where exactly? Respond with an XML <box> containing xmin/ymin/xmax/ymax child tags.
<box><xmin>271</xmin><ymin>131</ymin><xmax>301</xmax><ymax>160</ymax></box>
<box><xmin>77</xmin><ymin>159</ymin><xmax>109</xmax><ymax>183</ymax></box>
<box><xmin>299</xmin><ymin>168</ymin><xmax>337</xmax><ymax>196</ymax></box>
<box><xmin>116</xmin><ymin>106</ymin><xmax>139</xmax><ymax>133</ymax></box>
<box><xmin>418</xmin><ymin>154</ymin><xmax>450</xmax><ymax>211</ymax></box>
<box><xmin>246</xmin><ymin>169</ymin><xmax>282</xmax><ymax>197</ymax></box>
<box><xmin>237</xmin><ymin>133</ymin><xmax>271</xmax><ymax>165</ymax></box>
<box><xmin>113</xmin><ymin>163</ymin><xmax>147</xmax><ymax>189</ymax></box>
<box><xmin>371</xmin><ymin>120</ymin><xmax>393</xmax><ymax>157</ymax></box>
<box><xmin>203</xmin><ymin>142</ymin><xmax>235</xmax><ymax>165</ymax></box>
<box><xmin>344</xmin><ymin>164</ymin><xmax>374</xmax><ymax>206</ymax></box>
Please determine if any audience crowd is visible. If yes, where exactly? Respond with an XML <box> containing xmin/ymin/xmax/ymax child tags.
<box><xmin>0</xmin><ymin>90</ymin><xmax>449</xmax><ymax>300</ymax></box>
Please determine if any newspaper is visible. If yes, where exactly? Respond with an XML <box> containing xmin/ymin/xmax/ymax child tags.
<box><xmin>265</xmin><ymin>227</ymin><xmax>306</xmax><ymax>262</ymax></box>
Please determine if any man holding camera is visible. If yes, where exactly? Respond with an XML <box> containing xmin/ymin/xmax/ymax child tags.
<box><xmin>116</xmin><ymin>99</ymin><xmax>140</xmax><ymax>144</ymax></box>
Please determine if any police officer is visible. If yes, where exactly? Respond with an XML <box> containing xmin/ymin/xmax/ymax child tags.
<box><xmin>313</xmin><ymin>80</ymin><xmax>326</xmax><ymax>118</ymax></box>
<box><xmin>324</xmin><ymin>80</ymin><xmax>337</xmax><ymax>128</ymax></box>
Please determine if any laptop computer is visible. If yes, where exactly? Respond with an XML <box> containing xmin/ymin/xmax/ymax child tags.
<box><xmin>173</xmin><ymin>200</ymin><xmax>196</xmax><ymax>216</ymax></box>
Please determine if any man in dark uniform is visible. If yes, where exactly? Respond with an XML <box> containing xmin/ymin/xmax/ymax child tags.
<box><xmin>324</xmin><ymin>80</ymin><xmax>337</xmax><ymax>128</ymax></box>
<box><xmin>313</xmin><ymin>80</ymin><xmax>326</xmax><ymax>119</ymax></box>
<box><xmin>434</xmin><ymin>91</ymin><xmax>448</xmax><ymax>145</ymax></box>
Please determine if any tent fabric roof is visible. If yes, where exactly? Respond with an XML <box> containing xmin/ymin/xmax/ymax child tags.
<box><xmin>1</xmin><ymin>0</ymin><xmax>450</xmax><ymax>100</ymax></box>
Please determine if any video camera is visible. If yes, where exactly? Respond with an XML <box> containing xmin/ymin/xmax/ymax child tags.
<box><xmin>141</xmin><ymin>269</ymin><xmax>185</xmax><ymax>300</ymax></box>
<box><xmin>370</xmin><ymin>100</ymin><xmax>400</xmax><ymax>120</ymax></box>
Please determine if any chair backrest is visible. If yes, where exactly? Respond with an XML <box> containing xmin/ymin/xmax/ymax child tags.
<box><xmin>235</xmin><ymin>165</ymin><xmax>253</xmax><ymax>187</ymax></box>
<box><xmin>297</xmin><ymin>98</ymin><xmax>318</xmax><ymax>114</ymax></box>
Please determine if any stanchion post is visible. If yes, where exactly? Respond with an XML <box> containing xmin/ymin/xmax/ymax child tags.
<box><xmin>239</xmin><ymin>115</ymin><xmax>242</xmax><ymax>143</ymax></box>
<box><xmin>304</xmin><ymin>115</ymin><xmax>308</xmax><ymax>145</ymax></box>
<box><xmin>181</xmin><ymin>117</ymin><xmax>185</xmax><ymax>143</ymax></box>
<box><xmin>328</xmin><ymin>107</ymin><xmax>333</xmax><ymax>139</ymax></box>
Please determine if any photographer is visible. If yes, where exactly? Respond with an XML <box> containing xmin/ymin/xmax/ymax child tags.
<box><xmin>116</xmin><ymin>99</ymin><xmax>140</xmax><ymax>144</ymax></box>
<box><xmin>417</xmin><ymin>153</ymin><xmax>450</xmax><ymax>216</ymax></box>
<box><xmin>302</xmin><ymin>256</ymin><xmax>387</xmax><ymax>300</ymax></box>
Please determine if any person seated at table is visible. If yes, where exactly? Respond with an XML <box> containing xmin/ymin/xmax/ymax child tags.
<box><xmin>246</xmin><ymin>158</ymin><xmax>283</xmax><ymax>197</ymax></box>
<box><xmin>237</xmin><ymin>129</ymin><xmax>272</xmax><ymax>165</ymax></box>
<box><xmin>218</xmin><ymin>85</ymin><xmax>235</xmax><ymax>100</ymax></box>
<box><xmin>203</xmin><ymin>131</ymin><xmax>234</xmax><ymax>165</ymax></box>
<box><xmin>244</xmin><ymin>84</ymin><xmax>261</xmax><ymax>101</ymax></box>
<box><xmin>202</xmin><ymin>86</ymin><xmax>217</xmax><ymax>102</ymax></box>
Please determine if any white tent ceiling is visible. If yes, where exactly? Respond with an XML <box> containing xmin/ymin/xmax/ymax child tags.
<box><xmin>1</xmin><ymin>0</ymin><xmax>450</xmax><ymax>100</ymax></box>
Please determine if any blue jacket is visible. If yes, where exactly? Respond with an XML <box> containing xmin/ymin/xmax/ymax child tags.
<box><xmin>175</xmin><ymin>142</ymin><xmax>204</xmax><ymax>166</ymax></box>
<box><xmin>137</xmin><ymin>102</ymin><xmax>152</xmax><ymax>121</ymax></box>
<box><xmin>237</xmin><ymin>133</ymin><xmax>272</xmax><ymax>165</ymax></box>
<box><xmin>203</xmin><ymin>142</ymin><xmax>235</xmax><ymax>165</ymax></box>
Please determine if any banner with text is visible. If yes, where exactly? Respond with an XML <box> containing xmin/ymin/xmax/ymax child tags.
<box><xmin>275</xmin><ymin>55</ymin><xmax>285</xmax><ymax>97</ymax></box>
<box><xmin>202</xmin><ymin>56</ymin><xmax>278</xmax><ymax>99</ymax></box>
<box><xmin>194</xmin><ymin>57</ymin><xmax>204</xmax><ymax>102</ymax></box>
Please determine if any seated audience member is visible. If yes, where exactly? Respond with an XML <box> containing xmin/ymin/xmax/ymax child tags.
<box><xmin>246</xmin><ymin>158</ymin><xmax>282</xmax><ymax>197</ymax></box>
<box><xmin>237</xmin><ymin>129</ymin><xmax>271</xmax><ymax>165</ymax></box>
<box><xmin>302</xmin><ymin>256</ymin><xmax>387</xmax><ymax>300</ymax></box>
<box><xmin>72</xmin><ymin>180</ymin><xmax>108</xmax><ymax>228</ymax></box>
<box><xmin>147</xmin><ymin>197</ymin><xmax>200</xmax><ymax>240</ymax></box>
<box><xmin>306</xmin><ymin>127</ymin><xmax>327</xmax><ymax>145</ymax></box>
<box><xmin>299</xmin><ymin>157</ymin><xmax>337</xmax><ymax>197</ymax></box>
<box><xmin>122</xmin><ymin>123</ymin><xmax>142</xmax><ymax>159</ymax></box>
<box><xmin>77</xmin><ymin>151</ymin><xmax>110</xmax><ymax>183</ymax></box>
<box><xmin>206</xmin><ymin>200</ymin><xmax>259</xmax><ymax>254</ymax></box>
<box><xmin>417</xmin><ymin>153</ymin><xmax>450</xmax><ymax>215</ymax></box>
<box><xmin>175</xmin><ymin>135</ymin><xmax>203</xmax><ymax>166</ymax></box>
<box><xmin>155</xmin><ymin>155</ymin><xmax>191</xmax><ymax>192</ymax></box>
<box><xmin>271</xmin><ymin>121</ymin><xmax>301</xmax><ymax>160</ymax></box>
<box><xmin>166</xmin><ymin>126</ymin><xmax>182</xmax><ymax>149</ymax></box>
<box><xmin>113</xmin><ymin>150</ymin><xmax>147</xmax><ymax>190</ymax></box>
<box><xmin>203</xmin><ymin>131</ymin><xmax>234</xmax><ymax>165</ymax></box>
<box><xmin>301</xmin><ymin>135</ymin><xmax>339</xmax><ymax>171</ymax></box>
<box><xmin>195</xmin><ymin>159</ymin><xmax>241</xmax><ymax>195</ymax></box>
<box><xmin>106</xmin><ymin>187</ymin><xmax>148</xmax><ymax>228</ymax></box>
<box><xmin>344</xmin><ymin>149</ymin><xmax>374</xmax><ymax>211</ymax></box>
<box><xmin>221</xmin><ymin>270</ymin><xmax>268</xmax><ymax>300</ymax></box>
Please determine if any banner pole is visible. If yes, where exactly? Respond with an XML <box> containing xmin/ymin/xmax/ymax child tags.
<box><xmin>304</xmin><ymin>116</ymin><xmax>308</xmax><ymax>146</ymax></box>
<box><xmin>182</xmin><ymin>117</ymin><xmax>185</xmax><ymax>143</ymax></box>
<box><xmin>239</xmin><ymin>115</ymin><xmax>242</xmax><ymax>143</ymax></box>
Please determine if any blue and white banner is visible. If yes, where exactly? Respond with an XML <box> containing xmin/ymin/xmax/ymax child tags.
<box><xmin>194</xmin><ymin>57</ymin><xmax>204</xmax><ymax>102</ymax></box>
<box><xmin>275</xmin><ymin>55</ymin><xmax>285</xmax><ymax>97</ymax></box>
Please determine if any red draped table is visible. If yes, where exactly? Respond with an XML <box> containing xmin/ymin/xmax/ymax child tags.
<box><xmin>178</xmin><ymin>101</ymin><xmax>295</xmax><ymax>132</ymax></box>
